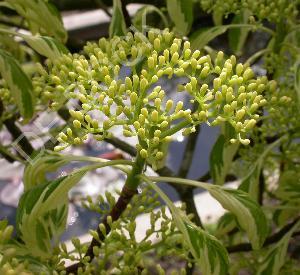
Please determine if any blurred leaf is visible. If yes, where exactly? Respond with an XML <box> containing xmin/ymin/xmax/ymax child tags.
<box><xmin>133</xmin><ymin>5</ymin><xmax>168</xmax><ymax>31</ymax></box>
<box><xmin>109</xmin><ymin>0</ymin><xmax>127</xmax><ymax>38</ymax></box>
<box><xmin>228</xmin><ymin>9</ymin><xmax>251</xmax><ymax>55</ymax></box>
<box><xmin>256</xmin><ymin>220</ymin><xmax>300</xmax><ymax>275</ymax></box>
<box><xmin>5</xmin><ymin>0</ymin><xmax>67</xmax><ymax>42</ymax></box>
<box><xmin>190</xmin><ymin>25</ymin><xmax>228</xmax><ymax>50</ymax></box>
<box><xmin>0</xmin><ymin>49</ymin><xmax>34</xmax><ymax>119</ymax></box>
<box><xmin>166</xmin><ymin>0</ymin><xmax>193</xmax><ymax>35</ymax></box>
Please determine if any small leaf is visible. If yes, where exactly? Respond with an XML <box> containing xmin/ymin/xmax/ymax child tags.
<box><xmin>0</xmin><ymin>49</ymin><xmax>34</xmax><ymax>119</ymax></box>
<box><xmin>16</xmin><ymin>172</ymin><xmax>85</xmax><ymax>258</ymax></box>
<box><xmin>208</xmin><ymin>186</ymin><xmax>269</xmax><ymax>249</ymax></box>
<box><xmin>210</xmin><ymin>123</ymin><xmax>239</xmax><ymax>185</ymax></box>
<box><xmin>109</xmin><ymin>0</ymin><xmax>127</xmax><ymax>38</ymax></box>
<box><xmin>228</xmin><ymin>9</ymin><xmax>251</xmax><ymax>55</ymax></box>
<box><xmin>143</xmin><ymin>176</ymin><xmax>229</xmax><ymax>275</ymax></box>
<box><xmin>166</xmin><ymin>0</ymin><xmax>193</xmax><ymax>35</ymax></box>
<box><xmin>256</xmin><ymin>220</ymin><xmax>300</xmax><ymax>275</ymax></box>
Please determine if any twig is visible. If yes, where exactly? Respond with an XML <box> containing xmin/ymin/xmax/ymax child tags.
<box><xmin>227</xmin><ymin>217</ymin><xmax>300</xmax><ymax>253</ymax></box>
<box><xmin>3</xmin><ymin>117</ymin><xmax>34</xmax><ymax>157</ymax></box>
<box><xmin>66</xmin><ymin>185</ymin><xmax>137</xmax><ymax>274</ymax></box>
<box><xmin>94</xmin><ymin>0</ymin><xmax>112</xmax><ymax>17</ymax></box>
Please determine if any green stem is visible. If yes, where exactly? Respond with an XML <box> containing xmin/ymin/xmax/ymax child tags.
<box><xmin>160</xmin><ymin>119</ymin><xmax>191</xmax><ymax>139</ymax></box>
<box><xmin>124</xmin><ymin>153</ymin><xmax>146</xmax><ymax>189</ymax></box>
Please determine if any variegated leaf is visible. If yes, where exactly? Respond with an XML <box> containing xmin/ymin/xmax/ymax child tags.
<box><xmin>0</xmin><ymin>49</ymin><xmax>34</xmax><ymax>119</ymax></box>
<box><xmin>215</xmin><ymin>212</ymin><xmax>237</xmax><ymax>237</ymax></box>
<box><xmin>143</xmin><ymin>176</ymin><xmax>229</xmax><ymax>275</ymax></box>
<box><xmin>166</xmin><ymin>0</ymin><xmax>193</xmax><ymax>35</ymax></box>
<box><xmin>5</xmin><ymin>0</ymin><xmax>67</xmax><ymax>42</ymax></box>
<box><xmin>19</xmin><ymin>34</ymin><xmax>68</xmax><ymax>60</ymax></box>
<box><xmin>109</xmin><ymin>0</ymin><xmax>127</xmax><ymax>38</ymax></box>
<box><xmin>210</xmin><ymin>123</ymin><xmax>239</xmax><ymax>185</ymax></box>
<box><xmin>256</xmin><ymin>220</ymin><xmax>300</xmax><ymax>275</ymax></box>
<box><xmin>208</xmin><ymin>186</ymin><xmax>269</xmax><ymax>249</ymax></box>
<box><xmin>16</xmin><ymin>172</ymin><xmax>85</xmax><ymax>258</ymax></box>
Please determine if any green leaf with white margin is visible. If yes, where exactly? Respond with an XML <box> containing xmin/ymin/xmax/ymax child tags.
<box><xmin>4</xmin><ymin>0</ymin><xmax>67</xmax><ymax>42</ymax></box>
<box><xmin>166</xmin><ymin>0</ymin><xmax>193</xmax><ymax>35</ymax></box>
<box><xmin>109</xmin><ymin>0</ymin><xmax>127</xmax><ymax>38</ymax></box>
<box><xmin>0</xmin><ymin>28</ymin><xmax>68</xmax><ymax>60</ymax></box>
<box><xmin>239</xmin><ymin>137</ymin><xmax>285</xmax><ymax>200</ymax></box>
<box><xmin>210</xmin><ymin>123</ymin><xmax>239</xmax><ymax>185</ymax></box>
<box><xmin>208</xmin><ymin>185</ymin><xmax>268</xmax><ymax>249</ymax></box>
<box><xmin>256</xmin><ymin>220</ymin><xmax>300</xmax><ymax>275</ymax></box>
<box><xmin>142</xmin><ymin>175</ymin><xmax>229</xmax><ymax>275</ymax></box>
<box><xmin>0</xmin><ymin>49</ymin><xmax>34</xmax><ymax>119</ymax></box>
<box><xmin>24</xmin><ymin>151</ymin><xmax>132</xmax><ymax>191</ymax></box>
<box><xmin>19</xmin><ymin>34</ymin><xmax>68</xmax><ymax>60</ymax></box>
<box><xmin>228</xmin><ymin>9</ymin><xmax>251</xmax><ymax>56</ymax></box>
<box><xmin>147</xmin><ymin>176</ymin><xmax>269</xmax><ymax>250</ymax></box>
<box><xmin>16</xmin><ymin>172</ymin><xmax>85</xmax><ymax>259</ymax></box>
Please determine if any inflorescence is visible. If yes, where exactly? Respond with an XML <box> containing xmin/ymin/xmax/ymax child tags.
<box><xmin>33</xmin><ymin>29</ymin><xmax>272</xmax><ymax>169</ymax></box>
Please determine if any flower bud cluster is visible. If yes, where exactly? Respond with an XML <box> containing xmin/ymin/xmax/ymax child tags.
<box><xmin>34</xmin><ymin>29</ymin><xmax>269</xmax><ymax>165</ymax></box>
<box><xmin>71</xmin><ymin>186</ymin><xmax>188</xmax><ymax>274</ymax></box>
<box><xmin>200</xmin><ymin>0</ymin><xmax>298</xmax><ymax>22</ymax></box>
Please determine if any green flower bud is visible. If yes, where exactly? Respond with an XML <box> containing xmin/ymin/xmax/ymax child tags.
<box><xmin>155</xmin><ymin>151</ymin><xmax>164</xmax><ymax>160</ymax></box>
<box><xmin>51</xmin><ymin>75</ymin><xmax>61</xmax><ymax>85</ymax></box>
<box><xmin>159</xmin><ymin>56</ymin><xmax>165</xmax><ymax>65</ymax></box>
<box><xmin>125</xmin><ymin>77</ymin><xmax>132</xmax><ymax>90</ymax></box>
<box><xmin>170</xmin><ymin>43</ymin><xmax>178</xmax><ymax>54</ymax></box>
<box><xmin>236</xmin><ymin>63</ymin><xmax>243</xmax><ymax>76</ymax></box>
<box><xmin>165</xmin><ymin>100</ymin><xmax>173</xmax><ymax>112</ymax></box>
<box><xmin>190</xmin><ymin>58</ymin><xmax>198</xmax><ymax>69</ymax></box>
<box><xmin>175</xmin><ymin>101</ymin><xmax>183</xmax><ymax>113</ymax></box>
<box><xmin>73</xmin><ymin>120</ymin><xmax>81</xmax><ymax>128</ymax></box>
<box><xmin>148</xmin><ymin>57</ymin><xmax>155</xmax><ymax>69</ymax></box>
<box><xmin>67</xmin><ymin>128</ymin><xmax>73</xmax><ymax>137</ymax></box>
<box><xmin>200</xmin><ymin>66</ymin><xmax>210</xmax><ymax>78</ymax></box>
<box><xmin>123</xmin><ymin>129</ymin><xmax>133</xmax><ymax>137</ymax></box>
<box><xmin>73</xmin><ymin>137</ymin><xmax>82</xmax><ymax>145</ymax></box>
<box><xmin>223</xmin><ymin>104</ymin><xmax>233</xmax><ymax>114</ymax></box>
<box><xmin>141</xmin><ymin>108</ymin><xmax>148</xmax><ymax>117</ymax></box>
<box><xmin>154</xmin><ymin>130</ymin><xmax>161</xmax><ymax>137</ymax></box>
<box><xmin>245</xmin><ymin>119</ymin><xmax>256</xmax><ymax>130</ymax></box>
<box><xmin>92</xmin><ymin>119</ymin><xmax>99</xmax><ymax>129</ymax></box>
<box><xmin>160</xmin><ymin>120</ymin><xmax>169</xmax><ymax>128</ymax></box>
<box><xmin>171</xmin><ymin>52</ymin><xmax>179</xmax><ymax>64</ymax></box>
<box><xmin>213</xmin><ymin>78</ymin><xmax>222</xmax><ymax>90</ymax></box>
<box><xmin>137</xmin><ymin>128</ymin><xmax>146</xmax><ymax>138</ymax></box>
<box><xmin>250</xmin><ymin>103</ymin><xmax>258</xmax><ymax>112</ymax></box>
<box><xmin>103</xmin><ymin>120</ymin><xmax>110</xmax><ymax>130</ymax></box>
<box><xmin>163</xmin><ymin>49</ymin><xmax>170</xmax><ymax>62</ymax></box>
<box><xmin>133</xmin><ymin>121</ymin><xmax>140</xmax><ymax>130</ymax></box>
<box><xmin>140</xmin><ymin>78</ymin><xmax>148</xmax><ymax>91</ymax></box>
<box><xmin>243</xmin><ymin>68</ymin><xmax>254</xmax><ymax>81</ymax></box>
<box><xmin>140</xmin><ymin>149</ymin><xmax>148</xmax><ymax>158</ymax></box>
<box><xmin>130</xmin><ymin>92</ymin><xmax>138</xmax><ymax>104</ymax></box>
<box><xmin>236</xmin><ymin>109</ymin><xmax>245</xmax><ymax>120</ymax></box>
<box><xmin>198</xmin><ymin>56</ymin><xmax>209</xmax><ymax>64</ymax></box>
<box><xmin>151</xmin><ymin>110</ymin><xmax>159</xmax><ymax>122</ymax></box>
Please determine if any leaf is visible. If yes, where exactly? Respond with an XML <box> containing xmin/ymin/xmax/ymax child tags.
<box><xmin>19</xmin><ymin>34</ymin><xmax>68</xmax><ymax>60</ymax></box>
<box><xmin>109</xmin><ymin>0</ymin><xmax>127</xmax><ymax>38</ymax></box>
<box><xmin>212</xmin><ymin>9</ymin><xmax>223</xmax><ymax>26</ymax></box>
<box><xmin>5</xmin><ymin>0</ymin><xmax>67</xmax><ymax>42</ymax></box>
<box><xmin>133</xmin><ymin>5</ymin><xmax>168</xmax><ymax>31</ymax></box>
<box><xmin>208</xmin><ymin>186</ymin><xmax>269</xmax><ymax>249</ymax></box>
<box><xmin>275</xmin><ymin>170</ymin><xmax>300</xmax><ymax>204</ymax></box>
<box><xmin>24</xmin><ymin>151</ymin><xmax>132</xmax><ymax>191</ymax></box>
<box><xmin>0</xmin><ymin>49</ymin><xmax>34</xmax><ymax>119</ymax></box>
<box><xmin>143</xmin><ymin>176</ymin><xmax>229</xmax><ymax>275</ymax></box>
<box><xmin>239</xmin><ymin>138</ymin><xmax>284</xmax><ymax>200</ymax></box>
<box><xmin>166</xmin><ymin>0</ymin><xmax>193</xmax><ymax>35</ymax></box>
<box><xmin>215</xmin><ymin>212</ymin><xmax>237</xmax><ymax>237</ymax></box>
<box><xmin>16</xmin><ymin>172</ymin><xmax>85</xmax><ymax>259</ymax></box>
<box><xmin>228</xmin><ymin>9</ymin><xmax>251</xmax><ymax>55</ymax></box>
<box><xmin>210</xmin><ymin>123</ymin><xmax>239</xmax><ymax>185</ymax></box>
<box><xmin>256</xmin><ymin>220</ymin><xmax>300</xmax><ymax>275</ymax></box>
<box><xmin>190</xmin><ymin>26</ymin><xmax>228</xmax><ymax>50</ymax></box>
